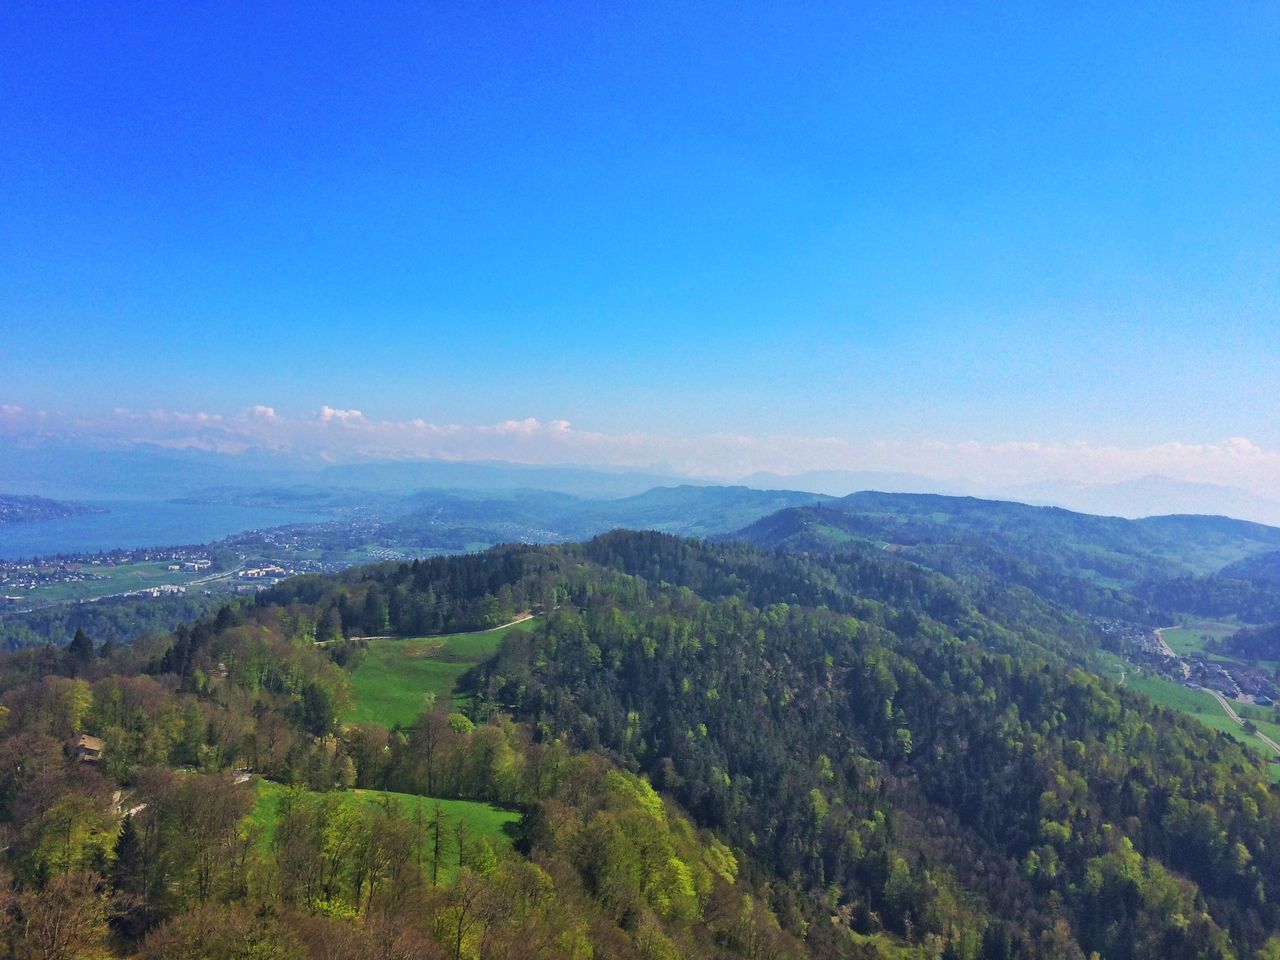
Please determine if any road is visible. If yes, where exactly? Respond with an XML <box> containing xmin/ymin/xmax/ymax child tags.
<box><xmin>479</xmin><ymin>612</ymin><xmax>534</xmax><ymax>631</ymax></box>
<box><xmin>1154</xmin><ymin>627</ymin><xmax>1191</xmax><ymax>679</ymax></box>
<box><xmin>1206</xmin><ymin>688</ymin><xmax>1280</xmax><ymax>756</ymax></box>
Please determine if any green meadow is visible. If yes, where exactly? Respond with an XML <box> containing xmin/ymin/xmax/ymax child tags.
<box><xmin>346</xmin><ymin>616</ymin><xmax>539</xmax><ymax>727</ymax></box>
<box><xmin>19</xmin><ymin>560</ymin><xmax>200</xmax><ymax>603</ymax></box>
<box><xmin>1159</xmin><ymin>621</ymin><xmax>1240</xmax><ymax>658</ymax></box>
<box><xmin>249</xmin><ymin>779</ymin><xmax>520</xmax><ymax>883</ymax></box>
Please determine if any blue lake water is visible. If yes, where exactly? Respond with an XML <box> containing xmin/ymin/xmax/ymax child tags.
<box><xmin>0</xmin><ymin>501</ymin><xmax>325</xmax><ymax>560</ymax></box>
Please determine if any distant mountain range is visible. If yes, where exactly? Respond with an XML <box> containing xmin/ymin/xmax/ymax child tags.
<box><xmin>1004</xmin><ymin>475</ymin><xmax>1280</xmax><ymax>526</ymax></box>
<box><xmin>0</xmin><ymin>439</ymin><xmax>701</xmax><ymax>500</ymax></box>
<box><xmin>740</xmin><ymin>469</ymin><xmax>1280</xmax><ymax>526</ymax></box>
<box><xmin>3</xmin><ymin>437</ymin><xmax>1278</xmax><ymax>526</ymax></box>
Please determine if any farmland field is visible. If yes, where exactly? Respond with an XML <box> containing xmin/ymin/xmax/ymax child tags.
<box><xmin>1122</xmin><ymin>671</ymin><xmax>1280</xmax><ymax>781</ymax></box>
<box><xmin>347</xmin><ymin>616</ymin><xmax>540</xmax><ymax>727</ymax></box>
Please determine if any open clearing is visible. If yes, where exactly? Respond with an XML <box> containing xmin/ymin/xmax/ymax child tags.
<box><xmin>1159</xmin><ymin>621</ymin><xmax>1240</xmax><ymax>658</ymax></box>
<box><xmin>249</xmin><ymin>779</ymin><xmax>520</xmax><ymax>883</ymax></box>
<box><xmin>346</xmin><ymin>615</ymin><xmax>539</xmax><ymax>727</ymax></box>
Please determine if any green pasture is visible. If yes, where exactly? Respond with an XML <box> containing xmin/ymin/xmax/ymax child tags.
<box><xmin>1121</xmin><ymin>670</ymin><xmax>1280</xmax><ymax>781</ymax></box>
<box><xmin>346</xmin><ymin>616</ymin><xmax>540</xmax><ymax>727</ymax></box>
<box><xmin>18</xmin><ymin>561</ymin><xmax>199</xmax><ymax>603</ymax></box>
<box><xmin>1159</xmin><ymin>622</ymin><xmax>1240</xmax><ymax>657</ymax></box>
<box><xmin>249</xmin><ymin>779</ymin><xmax>520</xmax><ymax>883</ymax></box>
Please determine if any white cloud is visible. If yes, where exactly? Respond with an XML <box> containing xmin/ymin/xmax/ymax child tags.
<box><xmin>5</xmin><ymin>401</ymin><xmax>1280</xmax><ymax>501</ymax></box>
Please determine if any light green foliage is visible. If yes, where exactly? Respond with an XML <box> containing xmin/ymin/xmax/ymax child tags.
<box><xmin>251</xmin><ymin>780</ymin><xmax>518</xmax><ymax>888</ymax></box>
<box><xmin>19</xmin><ymin>792</ymin><xmax>117</xmax><ymax>884</ymax></box>
<box><xmin>603</xmin><ymin>770</ymin><xmax>666</xmax><ymax>823</ymax></box>
<box><xmin>808</xmin><ymin>788</ymin><xmax>829</xmax><ymax>826</ymax></box>
<box><xmin>702</xmin><ymin>834</ymin><xmax>738</xmax><ymax>885</ymax></box>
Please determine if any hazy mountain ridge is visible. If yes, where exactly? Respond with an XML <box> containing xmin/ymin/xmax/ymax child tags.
<box><xmin>5</xmin><ymin>436</ymin><xmax>1278</xmax><ymax>523</ymax></box>
<box><xmin>0</xmin><ymin>493</ymin><xmax>101</xmax><ymax>523</ymax></box>
<box><xmin>729</xmin><ymin>490</ymin><xmax>1280</xmax><ymax>624</ymax></box>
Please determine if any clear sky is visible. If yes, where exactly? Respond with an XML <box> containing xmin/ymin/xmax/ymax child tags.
<box><xmin>2</xmin><ymin>3</ymin><xmax>1278</xmax><ymax>486</ymax></box>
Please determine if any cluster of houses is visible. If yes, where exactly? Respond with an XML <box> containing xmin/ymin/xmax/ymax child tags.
<box><xmin>233</xmin><ymin>563</ymin><xmax>291</xmax><ymax>593</ymax></box>
<box><xmin>1186</xmin><ymin>652</ymin><xmax>1277</xmax><ymax>706</ymax></box>
<box><xmin>124</xmin><ymin>583</ymin><xmax>188</xmax><ymax>599</ymax></box>
<box><xmin>0</xmin><ymin>562</ymin><xmax>107</xmax><ymax>595</ymax></box>
<box><xmin>1095</xmin><ymin>618</ymin><xmax>1279</xmax><ymax>710</ymax></box>
<box><xmin>239</xmin><ymin>564</ymin><xmax>287</xmax><ymax>580</ymax></box>
<box><xmin>166</xmin><ymin>559</ymin><xmax>212</xmax><ymax>572</ymax></box>
<box><xmin>1094</xmin><ymin>618</ymin><xmax>1158</xmax><ymax>654</ymax></box>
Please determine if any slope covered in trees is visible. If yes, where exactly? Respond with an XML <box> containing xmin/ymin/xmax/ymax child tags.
<box><xmin>731</xmin><ymin>492</ymin><xmax>1280</xmax><ymax>624</ymax></box>
<box><xmin>3</xmin><ymin>529</ymin><xmax>1280</xmax><ymax>958</ymax></box>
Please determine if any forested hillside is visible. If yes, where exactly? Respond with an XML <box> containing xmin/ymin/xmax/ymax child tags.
<box><xmin>732</xmin><ymin>493</ymin><xmax>1280</xmax><ymax>624</ymax></box>
<box><xmin>5</xmin><ymin>529</ymin><xmax>1280</xmax><ymax>958</ymax></box>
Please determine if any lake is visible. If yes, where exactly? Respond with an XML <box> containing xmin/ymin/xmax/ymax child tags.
<box><xmin>0</xmin><ymin>500</ymin><xmax>326</xmax><ymax>560</ymax></box>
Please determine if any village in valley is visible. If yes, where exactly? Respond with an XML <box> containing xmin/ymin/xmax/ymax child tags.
<box><xmin>1098</xmin><ymin>618</ymin><xmax>1280</xmax><ymax>716</ymax></box>
<box><xmin>0</xmin><ymin>543</ymin><xmax>308</xmax><ymax>613</ymax></box>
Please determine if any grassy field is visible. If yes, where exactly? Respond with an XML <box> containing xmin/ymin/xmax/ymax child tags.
<box><xmin>347</xmin><ymin>616</ymin><xmax>540</xmax><ymax>727</ymax></box>
<box><xmin>249</xmin><ymin>779</ymin><xmax>520</xmax><ymax>882</ymax></box>
<box><xmin>14</xmin><ymin>560</ymin><xmax>202</xmax><ymax>603</ymax></box>
<box><xmin>1159</xmin><ymin>621</ymin><xmax>1240</xmax><ymax>658</ymax></box>
<box><xmin>1160</xmin><ymin>621</ymin><xmax>1279</xmax><ymax>678</ymax></box>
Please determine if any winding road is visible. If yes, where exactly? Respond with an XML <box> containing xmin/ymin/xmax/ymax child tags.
<box><xmin>1153</xmin><ymin>626</ymin><xmax>1279</xmax><ymax>758</ymax></box>
<box><xmin>1206</xmin><ymin>688</ymin><xmax>1280</xmax><ymax>756</ymax></box>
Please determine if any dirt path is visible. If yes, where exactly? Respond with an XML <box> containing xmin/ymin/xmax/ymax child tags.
<box><xmin>479</xmin><ymin>612</ymin><xmax>534</xmax><ymax>632</ymax></box>
<box><xmin>1207</xmin><ymin>689</ymin><xmax>1280</xmax><ymax>755</ymax></box>
<box><xmin>321</xmin><ymin>612</ymin><xmax>536</xmax><ymax>647</ymax></box>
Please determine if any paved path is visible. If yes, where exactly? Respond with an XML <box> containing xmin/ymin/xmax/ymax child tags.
<box><xmin>1206</xmin><ymin>688</ymin><xmax>1280</xmax><ymax>755</ymax></box>
<box><xmin>1153</xmin><ymin>627</ymin><xmax>1191</xmax><ymax>679</ymax></box>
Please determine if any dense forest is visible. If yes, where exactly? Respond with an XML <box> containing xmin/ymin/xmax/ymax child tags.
<box><xmin>732</xmin><ymin>493</ymin><xmax>1280</xmax><ymax>625</ymax></box>
<box><xmin>3</xmin><ymin>527</ymin><xmax>1280</xmax><ymax>958</ymax></box>
<box><xmin>0</xmin><ymin>592</ymin><xmax>226</xmax><ymax>651</ymax></box>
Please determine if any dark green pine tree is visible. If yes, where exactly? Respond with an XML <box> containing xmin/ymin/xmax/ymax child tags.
<box><xmin>67</xmin><ymin>626</ymin><xmax>94</xmax><ymax>662</ymax></box>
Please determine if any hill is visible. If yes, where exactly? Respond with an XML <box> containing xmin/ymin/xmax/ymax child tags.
<box><xmin>4</xmin><ymin>527</ymin><xmax>1280</xmax><ymax>957</ymax></box>
<box><xmin>1220</xmin><ymin>550</ymin><xmax>1280</xmax><ymax>585</ymax></box>
<box><xmin>731</xmin><ymin>491</ymin><xmax>1280</xmax><ymax>623</ymax></box>
<box><xmin>0</xmin><ymin>493</ymin><xmax>100</xmax><ymax>523</ymax></box>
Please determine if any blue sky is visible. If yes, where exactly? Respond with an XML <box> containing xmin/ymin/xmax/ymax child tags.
<box><xmin>2</xmin><ymin>3</ymin><xmax>1278</xmax><ymax>483</ymax></box>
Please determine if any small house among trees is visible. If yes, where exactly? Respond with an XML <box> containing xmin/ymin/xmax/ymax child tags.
<box><xmin>69</xmin><ymin>733</ymin><xmax>104</xmax><ymax>763</ymax></box>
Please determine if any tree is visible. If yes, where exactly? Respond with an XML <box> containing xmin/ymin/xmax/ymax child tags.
<box><xmin>12</xmin><ymin>870</ymin><xmax>108</xmax><ymax>960</ymax></box>
<box><xmin>18</xmin><ymin>792</ymin><xmax>117</xmax><ymax>886</ymax></box>
<box><xmin>66</xmin><ymin>629</ymin><xmax>94</xmax><ymax>667</ymax></box>
<box><xmin>430</xmin><ymin>802</ymin><xmax>448</xmax><ymax>886</ymax></box>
